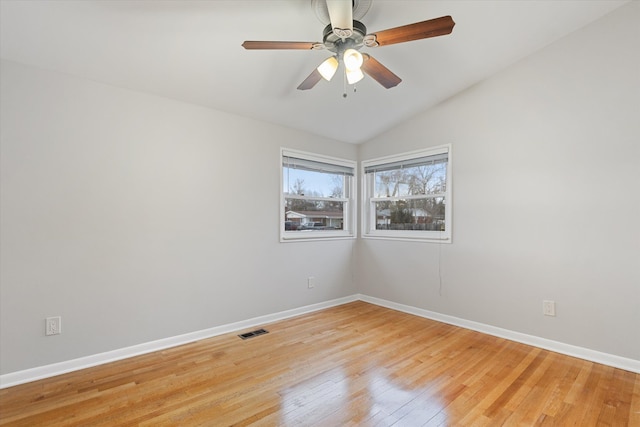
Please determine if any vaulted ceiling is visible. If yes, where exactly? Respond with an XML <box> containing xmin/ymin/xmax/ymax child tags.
<box><xmin>0</xmin><ymin>0</ymin><xmax>628</xmax><ymax>143</ymax></box>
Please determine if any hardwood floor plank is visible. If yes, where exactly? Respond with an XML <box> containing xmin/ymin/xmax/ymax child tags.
<box><xmin>630</xmin><ymin>376</ymin><xmax>640</xmax><ymax>426</ymax></box>
<box><xmin>1</xmin><ymin>301</ymin><xmax>638</xmax><ymax>426</ymax></box>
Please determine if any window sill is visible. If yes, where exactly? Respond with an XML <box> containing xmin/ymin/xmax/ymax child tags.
<box><xmin>362</xmin><ymin>232</ymin><xmax>451</xmax><ymax>243</ymax></box>
<box><xmin>280</xmin><ymin>231</ymin><xmax>355</xmax><ymax>242</ymax></box>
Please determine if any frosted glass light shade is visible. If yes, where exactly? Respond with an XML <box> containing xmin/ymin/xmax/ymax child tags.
<box><xmin>346</xmin><ymin>68</ymin><xmax>364</xmax><ymax>84</ymax></box>
<box><xmin>317</xmin><ymin>56</ymin><xmax>339</xmax><ymax>81</ymax></box>
<box><xmin>343</xmin><ymin>49</ymin><xmax>363</xmax><ymax>71</ymax></box>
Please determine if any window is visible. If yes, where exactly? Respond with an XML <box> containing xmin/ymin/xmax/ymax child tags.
<box><xmin>362</xmin><ymin>145</ymin><xmax>452</xmax><ymax>242</ymax></box>
<box><xmin>281</xmin><ymin>148</ymin><xmax>356</xmax><ymax>241</ymax></box>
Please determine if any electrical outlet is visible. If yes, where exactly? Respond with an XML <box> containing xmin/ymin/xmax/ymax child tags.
<box><xmin>543</xmin><ymin>300</ymin><xmax>556</xmax><ymax>317</ymax></box>
<box><xmin>46</xmin><ymin>316</ymin><xmax>62</xmax><ymax>336</ymax></box>
<box><xmin>307</xmin><ymin>277</ymin><xmax>315</xmax><ymax>289</ymax></box>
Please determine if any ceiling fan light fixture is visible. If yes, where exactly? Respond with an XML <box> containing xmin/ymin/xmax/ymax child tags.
<box><xmin>317</xmin><ymin>56</ymin><xmax>339</xmax><ymax>81</ymax></box>
<box><xmin>244</xmin><ymin>4</ymin><xmax>455</xmax><ymax>93</ymax></box>
<box><xmin>346</xmin><ymin>68</ymin><xmax>364</xmax><ymax>85</ymax></box>
<box><xmin>343</xmin><ymin>48</ymin><xmax>364</xmax><ymax>71</ymax></box>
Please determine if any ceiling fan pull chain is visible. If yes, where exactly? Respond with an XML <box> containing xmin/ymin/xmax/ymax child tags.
<box><xmin>343</xmin><ymin>69</ymin><xmax>348</xmax><ymax>98</ymax></box>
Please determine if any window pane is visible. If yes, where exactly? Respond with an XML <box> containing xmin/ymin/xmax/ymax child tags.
<box><xmin>362</xmin><ymin>145</ymin><xmax>451</xmax><ymax>242</ymax></box>
<box><xmin>373</xmin><ymin>198</ymin><xmax>446</xmax><ymax>231</ymax></box>
<box><xmin>283</xmin><ymin>167</ymin><xmax>345</xmax><ymax>198</ymax></box>
<box><xmin>284</xmin><ymin>198</ymin><xmax>345</xmax><ymax>231</ymax></box>
<box><xmin>373</xmin><ymin>162</ymin><xmax>447</xmax><ymax>197</ymax></box>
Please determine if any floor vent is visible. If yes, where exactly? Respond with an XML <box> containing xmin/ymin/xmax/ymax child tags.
<box><xmin>238</xmin><ymin>328</ymin><xmax>269</xmax><ymax>340</ymax></box>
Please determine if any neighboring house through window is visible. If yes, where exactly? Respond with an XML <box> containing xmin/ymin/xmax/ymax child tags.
<box><xmin>281</xmin><ymin>148</ymin><xmax>356</xmax><ymax>241</ymax></box>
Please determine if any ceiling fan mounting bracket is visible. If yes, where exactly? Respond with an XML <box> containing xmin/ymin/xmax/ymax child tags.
<box><xmin>363</xmin><ymin>34</ymin><xmax>378</xmax><ymax>48</ymax></box>
<box><xmin>333</xmin><ymin>28</ymin><xmax>353</xmax><ymax>39</ymax></box>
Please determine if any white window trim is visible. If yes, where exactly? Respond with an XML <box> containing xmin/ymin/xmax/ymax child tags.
<box><xmin>361</xmin><ymin>144</ymin><xmax>452</xmax><ymax>243</ymax></box>
<box><xmin>280</xmin><ymin>148</ymin><xmax>357</xmax><ymax>242</ymax></box>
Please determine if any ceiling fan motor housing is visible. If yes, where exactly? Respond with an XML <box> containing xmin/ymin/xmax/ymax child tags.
<box><xmin>322</xmin><ymin>20</ymin><xmax>367</xmax><ymax>55</ymax></box>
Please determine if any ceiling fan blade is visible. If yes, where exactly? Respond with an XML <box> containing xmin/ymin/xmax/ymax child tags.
<box><xmin>326</xmin><ymin>0</ymin><xmax>353</xmax><ymax>38</ymax></box>
<box><xmin>297</xmin><ymin>69</ymin><xmax>324</xmax><ymax>91</ymax></box>
<box><xmin>361</xmin><ymin>54</ymin><xmax>402</xmax><ymax>89</ymax></box>
<box><xmin>364</xmin><ymin>16</ymin><xmax>455</xmax><ymax>47</ymax></box>
<box><xmin>242</xmin><ymin>41</ymin><xmax>319</xmax><ymax>50</ymax></box>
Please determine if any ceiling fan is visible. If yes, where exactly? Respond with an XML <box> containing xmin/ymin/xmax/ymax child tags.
<box><xmin>242</xmin><ymin>0</ymin><xmax>455</xmax><ymax>92</ymax></box>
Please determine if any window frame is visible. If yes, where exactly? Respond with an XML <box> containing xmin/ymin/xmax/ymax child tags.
<box><xmin>361</xmin><ymin>144</ymin><xmax>452</xmax><ymax>243</ymax></box>
<box><xmin>280</xmin><ymin>148</ymin><xmax>357</xmax><ymax>242</ymax></box>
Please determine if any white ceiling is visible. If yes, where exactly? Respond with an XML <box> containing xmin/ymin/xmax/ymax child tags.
<box><xmin>0</xmin><ymin>0</ymin><xmax>629</xmax><ymax>144</ymax></box>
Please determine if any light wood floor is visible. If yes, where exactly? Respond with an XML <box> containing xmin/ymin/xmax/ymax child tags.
<box><xmin>1</xmin><ymin>301</ymin><xmax>638</xmax><ymax>426</ymax></box>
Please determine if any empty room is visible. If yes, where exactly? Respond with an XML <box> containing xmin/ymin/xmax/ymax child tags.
<box><xmin>0</xmin><ymin>0</ymin><xmax>638</xmax><ymax>425</ymax></box>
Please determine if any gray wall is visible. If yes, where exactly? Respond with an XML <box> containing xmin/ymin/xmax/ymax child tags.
<box><xmin>357</xmin><ymin>2</ymin><xmax>639</xmax><ymax>360</ymax></box>
<box><xmin>0</xmin><ymin>61</ymin><xmax>358</xmax><ymax>374</ymax></box>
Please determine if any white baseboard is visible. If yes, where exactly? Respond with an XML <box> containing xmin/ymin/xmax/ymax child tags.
<box><xmin>358</xmin><ymin>294</ymin><xmax>640</xmax><ymax>374</ymax></box>
<box><xmin>0</xmin><ymin>295</ymin><xmax>359</xmax><ymax>389</ymax></box>
<box><xmin>2</xmin><ymin>293</ymin><xmax>637</xmax><ymax>388</ymax></box>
